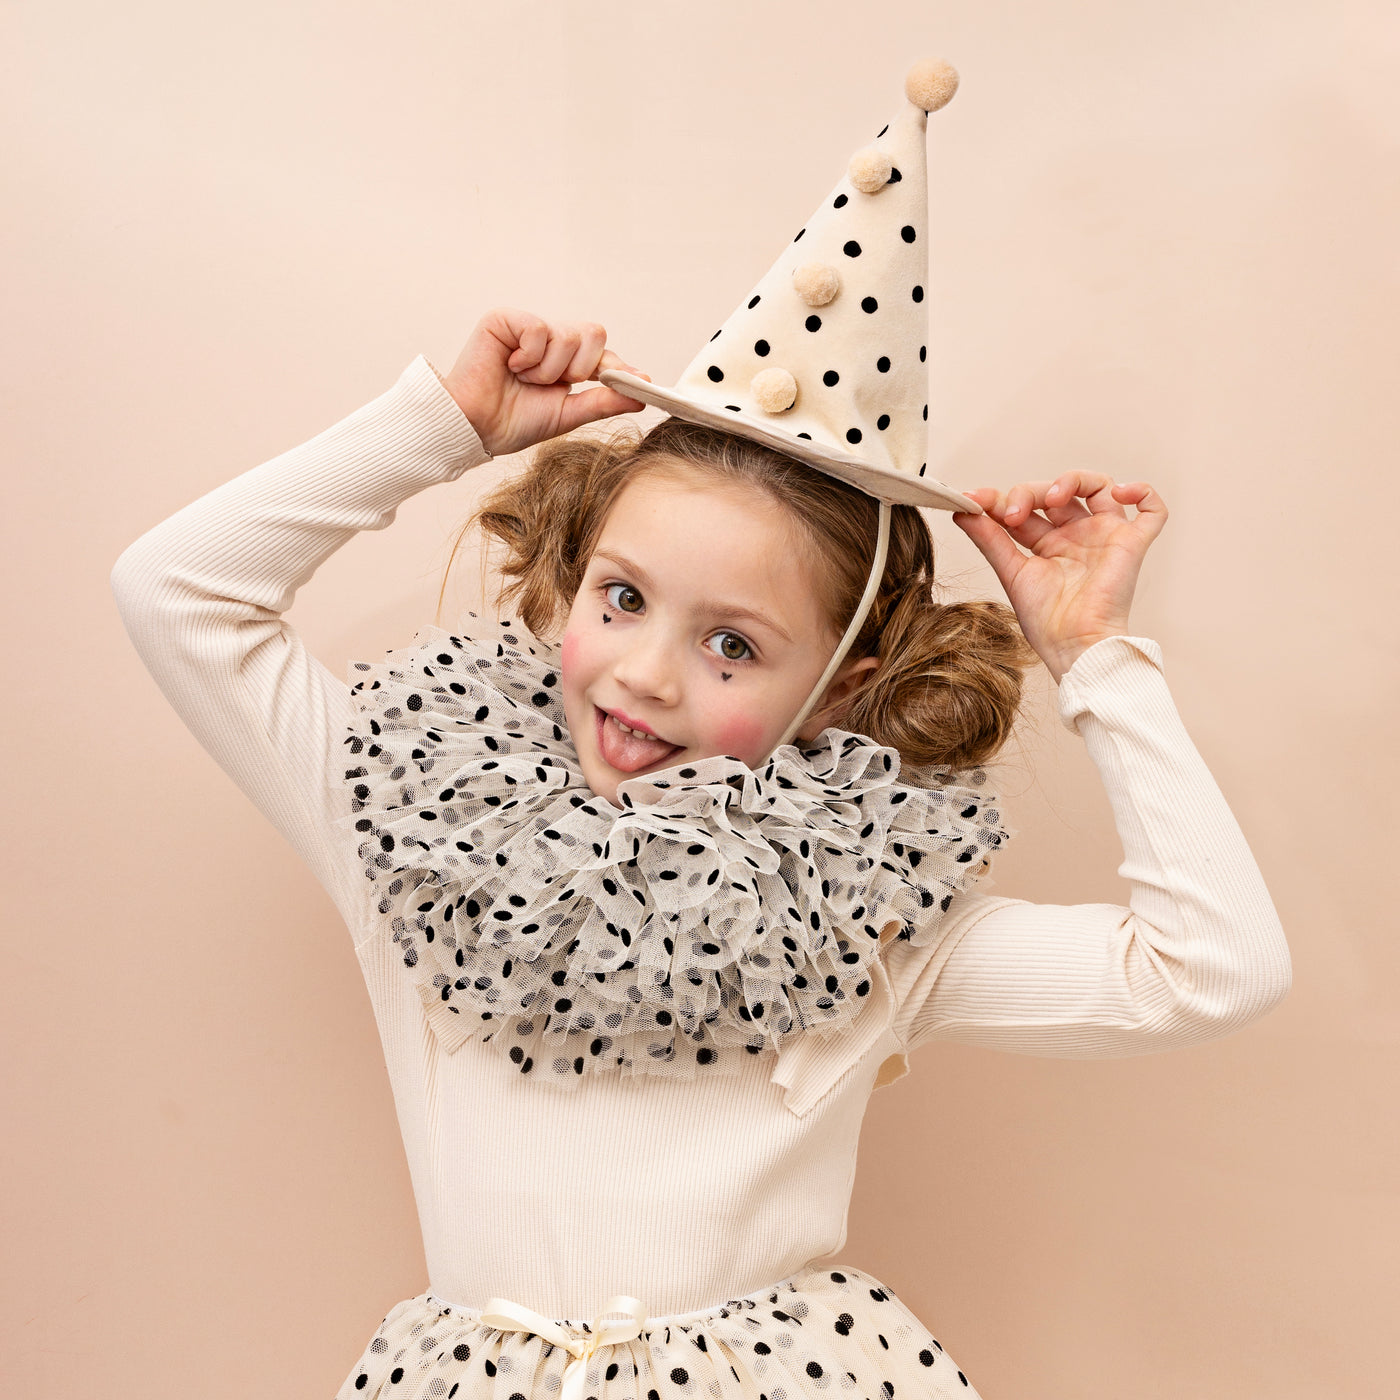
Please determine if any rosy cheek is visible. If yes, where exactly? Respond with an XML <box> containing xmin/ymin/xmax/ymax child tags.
<box><xmin>714</xmin><ymin>715</ymin><xmax>765</xmax><ymax>762</ymax></box>
<box><xmin>560</xmin><ymin>631</ymin><xmax>579</xmax><ymax>676</ymax></box>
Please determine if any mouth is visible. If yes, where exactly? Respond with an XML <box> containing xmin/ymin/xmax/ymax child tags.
<box><xmin>594</xmin><ymin>705</ymin><xmax>684</xmax><ymax>775</ymax></box>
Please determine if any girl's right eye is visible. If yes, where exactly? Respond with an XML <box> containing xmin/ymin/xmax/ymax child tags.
<box><xmin>602</xmin><ymin>583</ymin><xmax>644</xmax><ymax>614</ymax></box>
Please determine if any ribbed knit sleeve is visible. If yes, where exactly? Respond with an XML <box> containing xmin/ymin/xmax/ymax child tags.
<box><xmin>109</xmin><ymin>355</ymin><xmax>493</xmax><ymax>928</ymax></box>
<box><xmin>893</xmin><ymin>636</ymin><xmax>1292</xmax><ymax>1057</ymax></box>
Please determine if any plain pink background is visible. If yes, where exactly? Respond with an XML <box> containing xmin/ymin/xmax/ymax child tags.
<box><xmin>4</xmin><ymin>3</ymin><xmax>1397</xmax><ymax>1397</ymax></box>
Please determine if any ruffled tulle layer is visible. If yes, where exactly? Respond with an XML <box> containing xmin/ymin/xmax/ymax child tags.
<box><xmin>334</xmin><ymin>1262</ymin><xmax>984</xmax><ymax>1400</ymax></box>
<box><xmin>338</xmin><ymin>615</ymin><xmax>1012</xmax><ymax>1089</ymax></box>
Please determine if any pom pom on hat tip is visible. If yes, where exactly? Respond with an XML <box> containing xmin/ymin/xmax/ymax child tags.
<box><xmin>905</xmin><ymin>58</ymin><xmax>959</xmax><ymax>112</ymax></box>
<box><xmin>752</xmin><ymin>367</ymin><xmax>798</xmax><ymax>413</ymax></box>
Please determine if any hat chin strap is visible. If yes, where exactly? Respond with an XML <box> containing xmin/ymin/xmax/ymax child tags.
<box><xmin>762</xmin><ymin>499</ymin><xmax>892</xmax><ymax>762</ymax></box>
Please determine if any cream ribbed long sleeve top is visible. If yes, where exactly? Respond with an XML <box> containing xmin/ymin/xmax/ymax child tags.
<box><xmin>110</xmin><ymin>355</ymin><xmax>1291</xmax><ymax>1324</ymax></box>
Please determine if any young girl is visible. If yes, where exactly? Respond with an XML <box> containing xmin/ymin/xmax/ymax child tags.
<box><xmin>112</xmin><ymin>39</ymin><xmax>1292</xmax><ymax>1400</ymax></box>
<box><xmin>111</xmin><ymin>309</ymin><xmax>1291</xmax><ymax>1400</ymax></box>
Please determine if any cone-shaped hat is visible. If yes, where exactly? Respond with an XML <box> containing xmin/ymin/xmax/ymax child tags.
<box><xmin>600</xmin><ymin>58</ymin><xmax>977</xmax><ymax>514</ymax></box>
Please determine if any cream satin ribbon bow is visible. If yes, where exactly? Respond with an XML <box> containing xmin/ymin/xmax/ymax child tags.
<box><xmin>479</xmin><ymin>1294</ymin><xmax>650</xmax><ymax>1400</ymax></box>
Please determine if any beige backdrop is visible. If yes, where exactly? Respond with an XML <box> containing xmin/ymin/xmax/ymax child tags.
<box><xmin>4</xmin><ymin>2</ymin><xmax>1397</xmax><ymax>1397</ymax></box>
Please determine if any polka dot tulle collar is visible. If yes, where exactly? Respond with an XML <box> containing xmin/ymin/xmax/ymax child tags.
<box><xmin>337</xmin><ymin>614</ymin><xmax>1012</xmax><ymax>1091</ymax></box>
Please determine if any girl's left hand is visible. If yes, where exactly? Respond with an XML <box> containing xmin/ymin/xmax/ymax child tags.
<box><xmin>952</xmin><ymin>472</ymin><xmax>1169</xmax><ymax>684</ymax></box>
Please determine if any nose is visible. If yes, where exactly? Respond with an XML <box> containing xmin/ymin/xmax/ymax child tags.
<box><xmin>611</xmin><ymin>624</ymin><xmax>681</xmax><ymax>707</ymax></box>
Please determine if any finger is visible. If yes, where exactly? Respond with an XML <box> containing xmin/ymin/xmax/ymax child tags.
<box><xmin>995</xmin><ymin>484</ymin><xmax>1060</xmax><ymax>547</ymax></box>
<box><xmin>517</xmin><ymin>325</ymin><xmax>583</xmax><ymax>385</ymax></box>
<box><xmin>951</xmin><ymin>502</ymin><xmax>1031</xmax><ymax>594</ymax></box>
<box><xmin>1046</xmin><ymin>470</ymin><xmax>1128</xmax><ymax>517</ymax></box>
<box><xmin>493</xmin><ymin>308</ymin><xmax>550</xmax><ymax>370</ymax></box>
<box><xmin>562</xmin><ymin>322</ymin><xmax>609</xmax><ymax>383</ymax></box>
<box><xmin>556</xmin><ymin>383</ymin><xmax>647</xmax><ymax>434</ymax></box>
<box><xmin>592</xmin><ymin>347</ymin><xmax>653</xmax><ymax>383</ymax></box>
<box><xmin>1115</xmin><ymin>481</ymin><xmax>1170</xmax><ymax>543</ymax></box>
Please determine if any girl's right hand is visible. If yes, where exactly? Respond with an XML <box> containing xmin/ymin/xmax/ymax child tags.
<box><xmin>435</xmin><ymin>307</ymin><xmax>652</xmax><ymax>457</ymax></box>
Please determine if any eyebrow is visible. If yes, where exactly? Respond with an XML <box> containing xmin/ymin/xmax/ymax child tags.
<box><xmin>592</xmin><ymin>549</ymin><xmax>794</xmax><ymax>644</ymax></box>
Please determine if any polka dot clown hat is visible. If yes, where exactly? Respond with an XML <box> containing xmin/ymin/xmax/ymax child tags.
<box><xmin>599</xmin><ymin>57</ymin><xmax>979</xmax><ymax>517</ymax></box>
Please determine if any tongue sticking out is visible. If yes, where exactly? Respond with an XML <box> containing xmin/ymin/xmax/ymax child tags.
<box><xmin>598</xmin><ymin>711</ymin><xmax>680</xmax><ymax>773</ymax></box>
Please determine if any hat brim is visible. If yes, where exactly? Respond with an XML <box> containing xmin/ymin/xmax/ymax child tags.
<box><xmin>597</xmin><ymin>370</ymin><xmax>982</xmax><ymax>514</ymax></box>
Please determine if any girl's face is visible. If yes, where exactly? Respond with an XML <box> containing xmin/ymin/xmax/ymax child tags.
<box><xmin>559</xmin><ymin>465</ymin><xmax>874</xmax><ymax>806</ymax></box>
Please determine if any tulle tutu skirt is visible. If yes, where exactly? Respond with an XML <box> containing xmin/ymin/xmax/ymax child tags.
<box><xmin>335</xmin><ymin>1262</ymin><xmax>982</xmax><ymax>1400</ymax></box>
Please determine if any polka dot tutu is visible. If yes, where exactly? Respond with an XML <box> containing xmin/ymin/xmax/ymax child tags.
<box><xmin>335</xmin><ymin>1263</ymin><xmax>983</xmax><ymax>1400</ymax></box>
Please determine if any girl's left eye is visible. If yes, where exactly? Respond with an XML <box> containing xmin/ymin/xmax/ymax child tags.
<box><xmin>706</xmin><ymin>631</ymin><xmax>753</xmax><ymax>663</ymax></box>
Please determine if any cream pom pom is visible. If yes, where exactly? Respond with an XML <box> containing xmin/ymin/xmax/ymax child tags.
<box><xmin>848</xmin><ymin>146</ymin><xmax>892</xmax><ymax>194</ymax></box>
<box><xmin>792</xmin><ymin>262</ymin><xmax>841</xmax><ymax>307</ymax></box>
<box><xmin>905</xmin><ymin>58</ymin><xmax>959</xmax><ymax>112</ymax></box>
<box><xmin>751</xmin><ymin>367</ymin><xmax>797</xmax><ymax>413</ymax></box>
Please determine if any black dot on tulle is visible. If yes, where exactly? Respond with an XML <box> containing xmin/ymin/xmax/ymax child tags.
<box><xmin>805</xmin><ymin>315</ymin><xmax>822</xmax><ymax>332</ymax></box>
<box><xmin>823</xmin><ymin>370</ymin><xmax>839</xmax><ymax>387</ymax></box>
<box><xmin>707</xmin><ymin>365</ymin><xmax>724</xmax><ymax>382</ymax></box>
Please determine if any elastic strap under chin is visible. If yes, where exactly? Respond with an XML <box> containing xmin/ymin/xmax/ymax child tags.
<box><xmin>764</xmin><ymin>498</ymin><xmax>892</xmax><ymax>758</ymax></box>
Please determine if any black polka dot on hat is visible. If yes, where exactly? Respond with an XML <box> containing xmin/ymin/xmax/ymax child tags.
<box><xmin>754</xmin><ymin>339</ymin><xmax>770</xmax><ymax>356</ymax></box>
<box><xmin>888</xmin><ymin>167</ymin><xmax>902</xmax><ymax>182</ymax></box>
<box><xmin>912</xmin><ymin>285</ymin><xmax>924</xmax><ymax>302</ymax></box>
<box><xmin>877</xmin><ymin>356</ymin><xmax>891</xmax><ymax>372</ymax></box>
<box><xmin>805</xmin><ymin>315</ymin><xmax>822</xmax><ymax>332</ymax></box>
<box><xmin>833</xmin><ymin>194</ymin><xmax>848</xmax><ymax>209</ymax></box>
<box><xmin>861</xmin><ymin>297</ymin><xmax>878</xmax><ymax>313</ymax></box>
<box><xmin>922</xmin><ymin>404</ymin><xmax>928</xmax><ymax>420</ymax></box>
<box><xmin>748</xmin><ymin>295</ymin><xmax>761</xmax><ymax>308</ymax></box>
<box><xmin>707</xmin><ymin>365</ymin><xmax>724</xmax><ymax>382</ymax></box>
<box><xmin>794</xmin><ymin>228</ymin><xmax>805</xmax><ymax>241</ymax></box>
<box><xmin>823</xmin><ymin>370</ymin><xmax>839</xmax><ymax>386</ymax></box>
<box><xmin>901</xmin><ymin>225</ymin><xmax>916</xmax><ymax>243</ymax></box>
<box><xmin>877</xmin><ymin>414</ymin><xmax>890</xmax><ymax>430</ymax></box>
<box><xmin>843</xmin><ymin>240</ymin><xmax>861</xmax><ymax>257</ymax></box>
<box><xmin>846</xmin><ymin>428</ymin><xmax>862</xmax><ymax>444</ymax></box>
<box><xmin>919</xmin><ymin>345</ymin><xmax>926</xmax><ymax>362</ymax></box>
<box><xmin>709</xmin><ymin>329</ymin><xmax>721</xmax><ymax>341</ymax></box>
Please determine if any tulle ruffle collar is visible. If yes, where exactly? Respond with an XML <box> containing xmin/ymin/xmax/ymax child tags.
<box><xmin>337</xmin><ymin>614</ymin><xmax>1011</xmax><ymax>1093</ymax></box>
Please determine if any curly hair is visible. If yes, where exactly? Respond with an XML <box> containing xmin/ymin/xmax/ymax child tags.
<box><xmin>437</xmin><ymin>416</ymin><xmax>1041</xmax><ymax>771</ymax></box>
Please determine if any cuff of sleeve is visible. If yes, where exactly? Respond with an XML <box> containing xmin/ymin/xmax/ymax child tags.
<box><xmin>396</xmin><ymin>354</ymin><xmax>494</xmax><ymax>475</ymax></box>
<box><xmin>1056</xmin><ymin>635</ymin><xmax>1165</xmax><ymax>735</ymax></box>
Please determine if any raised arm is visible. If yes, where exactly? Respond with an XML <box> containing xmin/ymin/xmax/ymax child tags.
<box><xmin>892</xmin><ymin>635</ymin><xmax>1293</xmax><ymax>1056</ymax></box>
<box><xmin>110</xmin><ymin>355</ymin><xmax>493</xmax><ymax>927</ymax></box>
